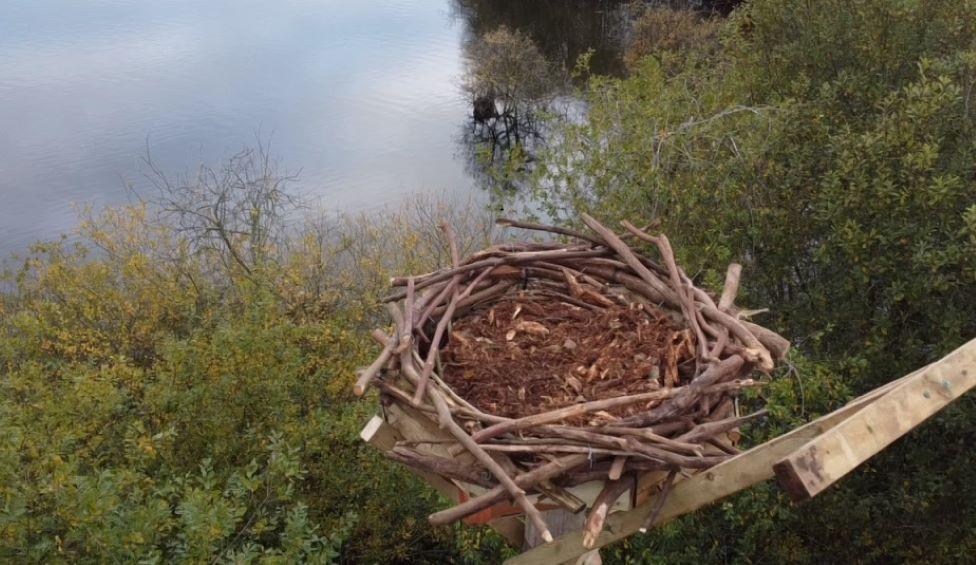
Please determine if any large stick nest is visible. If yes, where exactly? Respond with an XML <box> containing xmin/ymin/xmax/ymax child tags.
<box><xmin>355</xmin><ymin>214</ymin><xmax>790</xmax><ymax>545</ymax></box>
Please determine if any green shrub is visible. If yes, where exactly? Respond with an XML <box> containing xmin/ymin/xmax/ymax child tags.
<box><xmin>0</xmin><ymin>196</ymin><xmax>504</xmax><ymax>563</ymax></box>
<box><xmin>531</xmin><ymin>0</ymin><xmax>976</xmax><ymax>561</ymax></box>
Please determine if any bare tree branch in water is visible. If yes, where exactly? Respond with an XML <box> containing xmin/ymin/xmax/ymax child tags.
<box><xmin>463</xmin><ymin>26</ymin><xmax>560</xmax><ymax>142</ymax></box>
<box><xmin>460</xmin><ymin>27</ymin><xmax>565</xmax><ymax>194</ymax></box>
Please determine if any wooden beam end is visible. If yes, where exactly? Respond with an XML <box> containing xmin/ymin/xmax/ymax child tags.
<box><xmin>772</xmin><ymin>458</ymin><xmax>813</xmax><ymax>504</ymax></box>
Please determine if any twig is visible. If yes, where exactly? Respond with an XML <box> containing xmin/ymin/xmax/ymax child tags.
<box><xmin>639</xmin><ymin>470</ymin><xmax>677</xmax><ymax>533</ymax></box>
<box><xmin>427</xmin><ymin>385</ymin><xmax>554</xmax><ymax>542</ymax></box>
<box><xmin>353</xmin><ymin>329</ymin><xmax>396</xmax><ymax>396</ymax></box>
<box><xmin>583</xmin><ymin>477</ymin><xmax>634</xmax><ymax>548</ymax></box>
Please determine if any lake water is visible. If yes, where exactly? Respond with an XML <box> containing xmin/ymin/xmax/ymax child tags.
<box><xmin>0</xmin><ymin>0</ymin><xmax>626</xmax><ymax>254</ymax></box>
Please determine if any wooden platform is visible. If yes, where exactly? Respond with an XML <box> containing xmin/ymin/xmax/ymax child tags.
<box><xmin>362</xmin><ymin>337</ymin><xmax>976</xmax><ymax>564</ymax></box>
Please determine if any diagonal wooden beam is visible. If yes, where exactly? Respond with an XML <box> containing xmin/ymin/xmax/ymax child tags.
<box><xmin>504</xmin><ymin>369</ymin><xmax>904</xmax><ymax>565</ymax></box>
<box><xmin>774</xmin><ymin>337</ymin><xmax>976</xmax><ymax>502</ymax></box>
<box><xmin>508</xmin><ymin>337</ymin><xmax>976</xmax><ymax>564</ymax></box>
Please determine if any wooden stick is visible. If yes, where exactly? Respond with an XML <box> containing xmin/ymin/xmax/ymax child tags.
<box><xmin>706</xmin><ymin>396</ymin><xmax>735</xmax><ymax>422</ymax></box>
<box><xmin>369</xmin><ymin>329</ymin><xmax>388</xmax><ymax>346</ymax></box>
<box><xmin>620</xmin><ymin>221</ymin><xmax>710</xmax><ymax>360</ymax></box>
<box><xmin>390</xmin><ymin>248</ymin><xmax>610</xmax><ymax>292</ymax></box>
<box><xmin>442</xmin><ymin>220</ymin><xmax>461</xmax><ymax>268</ymax></box>
<box><xmin>678</xmin><ymin>409</ymin><xmax>768</xmax><ymax>444</ymax></box>
<box><xmin>480</xmin><ymin>444</ymin><xmax>633</xmax><ymax>457</ymax></box>
<box><xmin>426</xmin><ymin>385</ymin><xmax>554</xmax><ymax>542</ymax></box>
<box><xmin>560</xmin><ymin>255</ymin><xmax>667</xmax><ymax>279</ymax></box>
<box><xmin>596</xmin><ymin>420</ymin><xmax>691</xmax><ymax>438</ymax></box>
<box><xmin>428</xmin><ymin>454</ymin><xmax>590</xmax><ymax>526</ymax></box>
<box><xmin>619</xmin><ymin>220</ymin><xmax>776</xmax><ymax>370</ymax></box>
<box><xmin>580</xmin><ymin>427</ymin><xmax>700</xmax><ymax>456</ymax></box>
<box><xmin>414</xmin><ymin>267</ymin><xmax>494</xmax><ymax>403</ymax></box>
<box><xmin>617</xmin><ymin>355</ymin><xmax>745</xmax><ymax>427</ymax></box>
<box><xmin>470</xmin><ymin>388</ymin><xmax>683</xmax><ymax>444</ymax></box>
<box><xmin>561</xmin><ymin>262</ymin><xmax>677</xmax><ymax>306</ymax></box>
<box><xmin>537</xmin><ymin>425</ymin><xmax>702</xmax><ymax>457</ymax></box>
<box><xmin>608</xmin><ymin>456</ymin><xmax>627</xmax><ymax>481</ymax></box>
<box><xmin>496</xmin><ymin>217</ymin><xmax>605</xmax><ymax>247</ymax></box>
<box><xmin>531</xmin><ymin>288</ymin><xmax>603</xmax><ymax>312</ymax></box>
<box><xmin>430</xmin><ymin>280</ymin><xmax>514</xmax><ymax>318</ymax></box>
<box><xmin>639</xmin><ymin>470</ymin><xmax>677</xmax><ymax>533</ymax></box>
<box><xmin>385</xmin><ymin>446</ymin><xmax>494</xmax><ymax>488</ymax></box>
<box><xmin>705</xmin><ymin>437</ymin><xmax>741</xmax><ymax>455</ymax></box>
<box><xmin>741</xmin><ymin>320</ymin><xmax>791</xmax><ymax>361</ymax></box>
<box><xmin>581</xmin><ymin>214</ymin><xmax>676</xmax><ymax>305</ymax></box>
<box><xmin>583</xmin><ymin>477</ymin><xmax>634</xmax><ymax>549</ymax></box>
<box><xmin>563</xmin><ymin>461</ymin><xmax>672</xmax><ymax>486</ymax></box>
<box><xmin>376</xmin><ymin>380</ymin><xmax>437</xmax><ymax>414</ymax></box>
<box><xmin>415</xmin><ymin>278</ymin><xmax>458</xmax><ymax>331</ymax></box>
<box><xmin>537</xmin><ymin>261</ymin><xmax>606</xmax><ymax>288</ymax></box>
<box><xmin>708</xmin><ymin>329</ymin><xmax>730</xmax><ymax>361</ymax></box>
<box><xmin>718</xmin><ymin>263</ymin><xmax>742</xmax><ymax>311</ymax></box>
<box><xmin>698</xmin><ymin>303</ymin><xmax>774</xmax><ymax>371</ymax></box>
<box><xmin>413</xmin><ymin>220</ymin><xmax>466</xmax><ymax>333</ymax></box>
<box><xmin>536</xmin><ymin>480</ymin><xmax>587</xmax><ymax>514</ymax></box>
<box><xmin>353</xmin><ymin>329</ymin><xmax>396</xmax><ymax>396</ymax></box>
<box><xmin>397</xmin><ymin>276</ymin><xmax>415</xmax><ymax>353</ymax></box>
<box><xmin>625</xmin><ymin>439</ymin><xmax>728</xmax><ymax>469</ymax></box>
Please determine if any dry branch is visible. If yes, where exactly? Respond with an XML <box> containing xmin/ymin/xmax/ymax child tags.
<box><xmin>583</xmin><ymin>477</ymin><xmax>634</xmax><ymax>549</ymax></box>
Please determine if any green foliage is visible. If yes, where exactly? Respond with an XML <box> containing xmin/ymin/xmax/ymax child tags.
<box><xmin>530</xmin><ymin>0</ymin><xmax>976</xmax><ymax>561</ymax></box>
<box><xmin>624</xmin><ymin>6</ymin><xmax>722</xmax><ymax>72</ymax></box>
<box><xmin>0</xmin><ymin>197</ymin><xmax>504</xmax><ymax>563</ymax></box>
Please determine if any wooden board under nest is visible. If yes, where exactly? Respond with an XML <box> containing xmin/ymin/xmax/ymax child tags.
<box><xmin>441</xmin><ymin>292</ymin><xmax>696</xmax><ymax>422</ymax></box>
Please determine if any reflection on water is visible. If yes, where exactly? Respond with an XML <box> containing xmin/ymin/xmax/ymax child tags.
<box><xmin>0</xmin><ymin>0</ymin><xmax>627</xmax><ymax>254</ymax></box>
<box><xmin>452</xmin><ymin>0</ymin><xmax>630</xmax><ymax>78</ymax></box>
<box><xmin>456</xmin><ymin>24</ymin><xmax>570</xmax><ymax>197</ymax></box>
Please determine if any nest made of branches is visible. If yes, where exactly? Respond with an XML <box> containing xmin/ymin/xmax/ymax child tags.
<box><xmin>354</xmin><ymin>214</ymin><xmax>790</xmax><ymax>546</ymax></box>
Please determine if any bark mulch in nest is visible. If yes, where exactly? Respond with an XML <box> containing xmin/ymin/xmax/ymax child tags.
<box><xmin>442</xmin><ymin>295</ymin><xmax>695</xmax><ymax>422</ymax></box>
<box><xmin>353</xmin><ymin>214</ymin><xmax>791</xmax><ymax>547</ymax></box>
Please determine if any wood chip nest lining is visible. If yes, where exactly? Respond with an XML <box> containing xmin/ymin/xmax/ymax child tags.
<box><xmin>354</xmin><ymin>214</ymin><xmax>791</xmax><ymax>544</ymax></box>
<box><xmin>441</xmin><ymin>296</ymin><xmax>697</xmax><ymax>423</ymax></box>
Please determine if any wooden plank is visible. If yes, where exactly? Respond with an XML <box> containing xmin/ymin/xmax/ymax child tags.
<box><xmin>525</xmin><ymin>508</ymin><xmax>602</xmax><ymax>565</ymax></box>
<box><xmin>504</xmin><ymin>371</ymin><xmax>906</xmax><ymax>565</ymax></box>
<box><xmin>537</xmin><ymin>482</ymin><xmax>587</xmax><ymax>514</ymax></box>
<box><xmin>385</xmin><ymin>395</ymin><xmax>474</xmax><ymax>463</ymax></box>
<box><xmin>360</xmin><ymin>414</ymin><xmax>400</xmax><ymax>451</ymax></box>
<box><xmin>362</xmin><ymin>414</ymin><xmax>529</xmax><ymax>548</ymax></box>
<box><xmin>774</xmin><ymin>338</ymin><xmax>976</xmax><ymax>502</ymax></box>
<box><xmin>487</xmin><ymin>515</ymin><xmax>526</xmax><ymax>548</ymax></box>
<box><xmin>360</xmin><ymin>415</ymin><xmax>459</xmax><ymax>501</ymax></box>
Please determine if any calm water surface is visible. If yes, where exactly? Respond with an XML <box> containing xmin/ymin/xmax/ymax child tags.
<box><xmin>0</xmin><ymin>0</ymin><xmax>625</xmax><ymax>254</ymax></box>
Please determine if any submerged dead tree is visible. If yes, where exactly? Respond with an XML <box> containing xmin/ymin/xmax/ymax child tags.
<box><xmin>461</xmin><ymin>27</ymin><xmax>563</xmax><ymax>189</ymax></box>
<box><xmin>355</xmin><ymin>214</ymin><xmax>789</xmax><ymax>546</ymax></box>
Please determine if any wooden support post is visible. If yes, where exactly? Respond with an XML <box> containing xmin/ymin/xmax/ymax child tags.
<box><xmin>774</xmin><ymin>337</ymin><xmax>976</xmax><ymax>502</ymax></box>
